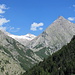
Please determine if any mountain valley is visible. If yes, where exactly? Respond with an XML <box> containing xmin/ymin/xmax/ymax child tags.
<box><xmin>0</xmin><ymin>16</ymin><xmax>75</xmax><ymax>75</ymax></box>
<box><xmin>25</xmin><ymin>34</ymin><xmax>75</xmax><ymax>75</ymax></box>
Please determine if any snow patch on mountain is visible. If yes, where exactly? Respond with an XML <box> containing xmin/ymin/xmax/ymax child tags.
<box><xmin>7</xmin><ymin>33</ymin><xmax>36</xmax><ymax>46</ymax></box>
<box><xmin>9</xmin><ymin>33</ymin><xmax>36</xmax><ymax>40</ymax></box>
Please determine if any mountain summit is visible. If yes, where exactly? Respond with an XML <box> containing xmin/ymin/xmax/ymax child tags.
<box><xmin>27</xmin><ymin>16</ymin><xmax>75</xmax><ymax>56</ymax></box>
<box><xmin>7</xmin><ymin>33</ymin><xmax>36</xmax><ymax>46</ymax></box>
<box><xmin>58</xmin><ymin>16</ymin><xmax>65</xmax><ymax>19</ymax></box>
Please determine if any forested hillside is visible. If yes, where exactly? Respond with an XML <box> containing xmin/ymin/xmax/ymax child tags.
<box><xmin>24</xmin><ymin>35</ymin><xmax>75</xmax><ymax>75</ymax></box>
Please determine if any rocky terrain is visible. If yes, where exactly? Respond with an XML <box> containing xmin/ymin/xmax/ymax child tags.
<box><xmin>0</xmin><ymin>16</ymin><xmax>75</xmax><ymax>75</ymax></box>
<box><xmin>27</xmin><ymin>16</ymin><xmax>75</xmax><ymax>58</ymax></box>
<box><xmin>0</xmin><ymin>30</ymin><xmax>41</xmax><ymax>74</ymax></box>
<box><xmin>25</xmin><ymin>35</ymin><xmax>75</xmax><ymax>75</ymax></box>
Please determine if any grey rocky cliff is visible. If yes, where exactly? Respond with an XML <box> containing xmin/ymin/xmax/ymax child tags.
<box><xmin>27</xmin><ymin>16</ymin><xmax>75</xmax><ymax>54</ymax></box>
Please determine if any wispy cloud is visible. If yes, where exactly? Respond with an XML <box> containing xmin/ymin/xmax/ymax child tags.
<box><xmin>0</xmin><ymin>9</ymin><xmax>5</xmax><ymax>14</ymax></box>
<box><xmin>0</xmin><ymin>4</ymin><xmax>7</xmax><ymax>9</ymax></box>
<box><xmin>0</xmin><ymin>26</ymin><xmax>6</xmax><ymax>31</ymax></box>
<box><xmin>72</xmin><ymin>4</ymin><xmax>75</xmax><ymax>12</ymax></box>
<box><xmin>9</xmin><ymin>27</ymin><xmax>20</xmax><ymax>32</ymax></box>
<box><xmin>39</xmin><ymin>27</ymin><xmax>43</xmax><ymax>30</ymax></box>
<box><xmin>30</xmin><ymin>22</ymin><xmax>44</xmax><ymax>31</ymax></box>
<box><xmin>69</xmin><ymin>4</ymin><xmax>75</xmax><ymax>12</ymax></box>
<box><xmin>73</xmin><ymin>5</ymin><xmax>75</xmax><ymax>7</ymax></box>
<box><xmin>0</xmin><ymin>4</ymin><xmax>8</xmax><ymax>14</ymax></box>
<box><xmin>0</xmin><ymin>15</ymin><xmax>4</xmax><ymax>17</ymax></box>
<box><xmin>68</xmin><ymin>17</ymin><xmax>75</xmax><ymax>21</ymax></box>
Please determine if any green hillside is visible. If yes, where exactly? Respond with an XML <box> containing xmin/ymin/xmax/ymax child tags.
<box><xmin>24</xmin><ymin>35</ymin><xmax>75</xmax><ymax>75</ymax></box>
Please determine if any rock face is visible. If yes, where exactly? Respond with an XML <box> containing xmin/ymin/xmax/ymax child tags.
<box><xmin>27</xmin><ymin>16</ymin><xmax>75</xmax><ymax>56</ymax></box>
<box><xmin>0</xmin><ymin>51</ymin><xmax>24</xmax><ymax>75</ymax></box>
<box><xmin>0</xmin><ymin>30</ymin><xmax>41</xmax><ymax>73</ymax></box>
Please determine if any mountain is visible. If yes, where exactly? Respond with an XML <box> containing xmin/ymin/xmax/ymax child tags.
<box><xmin>24</xmin><ymin>35</ymin><xmax>75</xmax><ymax>75</ymax></box>
<box><xmin>0</xmin><ymin>30</ymin><xmax>41</xmax><ymax>74</ymax></box>
<box><xmin>0</xmin><ymin>16</ymin><xmax>75</xmax><ymax>75</ymax></box>
<box><xmin>0</xmin><ymin>51</ymin><xmax>24</xmax><ymax>75</ymax></box>
<box><xmin>7</xmin><ymin>33</ymin><xmax>36</xmax><ymax>46</ymax></box>
<box><xmin>27</xmin><ymin>16</ymin><xmax>75</xmax><ymax>59</ymax></box>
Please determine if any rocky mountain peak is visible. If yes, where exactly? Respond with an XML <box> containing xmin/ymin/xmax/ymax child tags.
<box><xmin>53</xmin><ymin>16</ymin><xmax>68</xmax><ymax>24</ymax></box>
<box><xmin>58</xmin><ymin>16</ymin><xmax>65</xmax><ymax>19</ymax></box>
<box><xmin>27</xmin><ymin>16</ymin><xmax>75</xmax><ymax>55</ymax></box>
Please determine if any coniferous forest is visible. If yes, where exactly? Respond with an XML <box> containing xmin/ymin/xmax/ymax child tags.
<box><xmin>24</xmin><ymin>35</ymin><xmax>75</xmax><ymax>75</ymax></box>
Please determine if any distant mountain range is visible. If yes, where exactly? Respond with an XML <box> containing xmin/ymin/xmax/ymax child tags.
<box><xmin>0</xmin><ymin>16</ymin><xmax>75</xmax><ymax>75</ymax></box>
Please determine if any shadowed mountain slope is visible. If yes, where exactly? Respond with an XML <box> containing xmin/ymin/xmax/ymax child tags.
<box><xmin>25</xmin><ymin>35</ymin><xmax>75</xmax><ymax>75</ymax></box>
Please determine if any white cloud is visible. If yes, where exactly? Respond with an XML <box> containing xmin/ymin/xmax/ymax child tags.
<box><xmin>9</xmin><ymin>27</ymin><xmax>20</xmax><ymax>32</ymax></box>
<box><xmin>0</xmin><ymin>4</ymin><xmax>8</xmax><ymax>14</ymax></box>
<box><xmin>39</xmin><ymin>27</ymin><xmax>43</xmax><ymax>30</ymax></box>
<box><xmin>0</xmin><ymin>4</ymin><xmax>20</xmax><ymax>33</ymax></box>
<box><xmin>0</xmin><ymin>18</ymin><xmax>10</xmax><ymax>26</ymax></box>
<box><xmin>0</xmin><ymin>4</ymin><xmax>7</xmax><ymax>9</ymax></box>
<box><xmin>0</xmin><ymin>18</ymin><xmax>10</xmax><ymax>31</ymax></box>
<box><xmin>68</xmin><ymin>17</ymin><xmax>75</xmax><ymax>21</ymax></box>
<box><xmin>0</xmin><ymin>4</ymin><xmax>10</xmax><ymax>31</ymax></box>
<box><xmin>0</xmin><ymin>9</ymin><xmax>5</xmax><ymax>14</ymax></box>
<box><xmin>30</xmin><ymin>22</ymin><xmax>44</xmax><ymax>31</ymax></box>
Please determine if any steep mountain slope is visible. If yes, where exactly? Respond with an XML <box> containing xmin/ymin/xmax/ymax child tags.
<box><xmin>25</xmin><ymin>35</ymin><xmax>75</xmax><ymax>75</ymax></box>
<box><xmin>0</xmin><ymin>51</ymin><xmax>24</xmax><ymax>75</ymax></box>
<box><xmin>0</xmin><ymin>16</ymin><xmax>75</xmax><ymax>74</ymax></box>
<box><xmin>7</xmin><ymin>33</ymin><xmax>36</xmax><ymax>46</ymax></box>
<box><xmin>0</xmin><ymin>30</ymin><xmax>41</xmax><ymax>71</ymax></box>
<box><xmin>27</xmin><ymin>16</ymin><xmax>75</xmax><ymax>58</ymax></box>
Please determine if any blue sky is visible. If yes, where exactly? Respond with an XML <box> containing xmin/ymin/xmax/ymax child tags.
<box><xmin>0</xmin><ymin>0</ymin><xmax>75</xmax><ymax>36</ymax></box>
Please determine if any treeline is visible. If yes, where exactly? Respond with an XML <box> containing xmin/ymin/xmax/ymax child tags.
<box><xmin>23</xmin><ymin>35</ymin><xmax>75</xmax><ymax>75</ymax></box>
